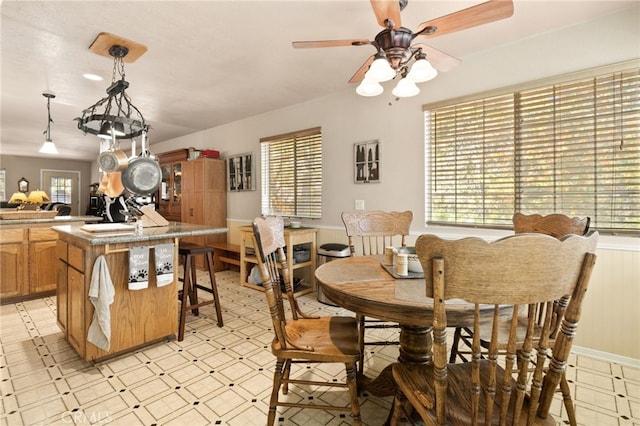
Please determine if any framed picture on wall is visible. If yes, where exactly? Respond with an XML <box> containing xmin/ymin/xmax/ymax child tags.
<box><xmin>0</xmin><ymin>169</ymin><xmax>5</xmax><ymax>201</ymax></box>
<box><xmin>354</xmin><ymin>140</ymin><xmax>380</xmax><ymax>183</ymax></box>
<box><xmin>227</xmin><ymin>153</ymin><xmax>255</xmax><ymax>191</ymax></box>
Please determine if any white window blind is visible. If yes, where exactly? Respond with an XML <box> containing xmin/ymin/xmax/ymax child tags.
<box><xmin>260</xmin><ymin>127</ymin><xmax>322</xmax><ymax>218</ymax></box>
<box><xmin>426</xmin><ymin>66</ymin><xmax>640</xmax><ymax>234</ymax></box>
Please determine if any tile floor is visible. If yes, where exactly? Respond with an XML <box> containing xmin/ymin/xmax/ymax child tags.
<box><xmin>1</xmin><ymin>270</ymin><xmax>638</xmax><ymax>425</ymax></box>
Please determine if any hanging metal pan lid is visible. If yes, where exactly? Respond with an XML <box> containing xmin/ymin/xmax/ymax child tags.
<box><xmin>121</xmin><ymin>157</ymin><xmax>161</xmax><ymax>196</ymax></box>
<box><xmin>121</xmin><ymin>131</ymin><xmax>161</xmax><ymax>196</ymax></box>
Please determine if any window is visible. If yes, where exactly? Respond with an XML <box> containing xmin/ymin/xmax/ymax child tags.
<box><xmin>260</xmin><ymin>127</ymin><xmax>322</xmax><ymax>218</ymax></box>
<box><xmin>425</xmin><ymin>63</ymin><xmax>639</xmax><ymax>234</ymax></box>
<box><xmin>49</xmin><ymin>176</ymin><xmax>73</xmax><ymax>204</ymax></box>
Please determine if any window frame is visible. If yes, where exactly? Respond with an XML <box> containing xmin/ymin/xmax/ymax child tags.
<box><xmin>423</xmin><ymin>60</ymin><xmax>640</xmax><ymax>235</ymax></box>
<box><xmin>260</xmin><ymin>127</ymin><xmax>323</xmax><ymax>219</ymax></box>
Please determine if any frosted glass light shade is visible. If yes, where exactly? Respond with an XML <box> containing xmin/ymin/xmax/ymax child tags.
<box><xmin>366</xmin><ymin>58</ymin><xmax>396</xmax><ymax>82</ymax></box>
<box><xmin>39</xmin><ymin>139</ymin><xmax>58</xmax><ymax>154</ymax></box>
<box><xmin>407</xmin><ymin>58</ymin><xmax>438</xmax><ymax>83</ymax></box>
<box><xmin>392</xmin><ymin>78</ymin><xmax>420</xmax><ymax>98</ymax></box>
<box><xmin>356</xmin><ymin>78</ymin><xmax>384</xmax><ymax>97</ymax></box>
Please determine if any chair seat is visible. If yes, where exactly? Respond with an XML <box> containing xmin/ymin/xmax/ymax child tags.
<box><xmin>471</xmin><ymin>314</ymin><xmax>547</xmax><ymax>349</ymax></box>
<box><xmin>274</xmin><ymin>316</ymin><xmax>360</xmax><ymax>360</ymax></box>
<box><xmin>393</xmin><ymin>362</ymin><xmax>557</xmax><ymax>426</ymax></box>
<box><xmin>178</xmin><ymin>242</ymin><xmax>213</xmax><ymax>255</ymax></box>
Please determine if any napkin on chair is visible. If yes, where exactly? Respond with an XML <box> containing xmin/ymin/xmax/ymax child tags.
<box><xmin>129</xmin><ymin>246</ymin><xmax>149</xmax><ymax>290</ymax></box>
<box><xmin>88</xmin><ymin>255</ymin><xmax>115</xmax><ymax>351</ymax></box>
<box><xmin>154</xmin><ymin>243</ymin><xmax>174</xmax><ymax>287</ymax></box>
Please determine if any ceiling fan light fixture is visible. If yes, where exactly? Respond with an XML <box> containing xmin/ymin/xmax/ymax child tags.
<box><xmin>367</xmin><ymin>57</ymin><xmax>396</xmax><ymax>82</ymax></box>
<box><xmin>356</xmin><ymin>78</ymin><xmax>384</xmax><ymax>97</ymax></box>
<box><xmin>392</xmin><ymin>77</ymin><xmax>420</xmax><ymax>98</ymax></box>
<box><xmin>407</xmin><ymin>57</ymin><xmax>438</xmax><ymax>83</ymax></box>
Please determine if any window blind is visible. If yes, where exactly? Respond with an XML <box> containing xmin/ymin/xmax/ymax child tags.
<box><xmin>426</xmin><ymin>66</ymin><xmax>639</xmax><ymax>234</ymax></box>
<box><xmin>260</xmin><ymin>127</ymin><xmax>322</xmax><ymax>218</ymax></box>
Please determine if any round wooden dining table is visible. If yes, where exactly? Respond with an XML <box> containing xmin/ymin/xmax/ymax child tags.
<box><xmin>315</xmin><ymin>255</ymin><xmax>487</xmax><ymax>397</ymax></box>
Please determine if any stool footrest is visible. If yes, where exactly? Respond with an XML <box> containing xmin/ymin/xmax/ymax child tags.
<box><xmin>195</xmin><ymin>284</ymin><xmax>213</xmax><ymax>294</ymax></box>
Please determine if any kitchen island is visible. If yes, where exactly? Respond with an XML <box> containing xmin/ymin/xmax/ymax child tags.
<box><xmin>53</xmin><ymin>222</ymin><xmax>228</xmax><ymax>362</ymax></box>
<box><xmin>0</xmin><ymin>213</ymin><xmax>101</xmax><ymax>303</ymax></box>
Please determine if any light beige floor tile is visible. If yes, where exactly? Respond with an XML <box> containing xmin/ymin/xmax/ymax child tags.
<box><xmin>1</xmin><ymin>269</ymin><xmax>638</xmax><ymax>425</ymax></box>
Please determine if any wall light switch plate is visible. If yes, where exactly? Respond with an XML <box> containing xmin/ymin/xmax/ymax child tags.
<box><xmin>355</xmin><ymin>200</ymin><xmax>365</xmax><ymax>211</ymax></box>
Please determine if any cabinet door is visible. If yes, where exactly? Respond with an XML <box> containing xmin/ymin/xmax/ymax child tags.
<box><xmin>160</xmin><ymin>164</ymin><xmax>171</xmax><ymax>202</ymax></box>
<box><xmin>57</xmin><ymin>260</ymin><xmax>68</xmax><ymax>334</ymax></box>
<box><xmin>0</xmin><ymin>241</ymin><xmax>25</xmax><ymax>299</ymax></box>
<box><xmin>67</xmin><ymin>267</ymin><xmax>86</xmax><ymax>356</ymax></box>
<box><xmin>29</xmin><ymin>240</ymin><xmax>58</xmax><ymax>293</ymax></box>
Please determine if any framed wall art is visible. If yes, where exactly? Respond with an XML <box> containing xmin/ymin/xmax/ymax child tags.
<box><xmin>227</xmin><ymin>152</ymin><xmax>255</xmax><ymax>191</ymax></box>
<box><xmin>0</xmin><ymin>169</ymin><xmax>5</xmax><ymax>201</ymax></box>
<box><xmin>354</xmin><ymin>140</ymin><xmax>380</xmax><ymax>183</ymax></box>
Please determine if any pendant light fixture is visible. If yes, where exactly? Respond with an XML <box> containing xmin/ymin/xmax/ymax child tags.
<box><xmin>39</xmin><ymin>91</ymin><xmax>58</xmax><ymax>154</ymax></box>
<box><xmin>76</xmin><ymin>33</ymin><xmax>148</xmax><ymax>140</ymax></box>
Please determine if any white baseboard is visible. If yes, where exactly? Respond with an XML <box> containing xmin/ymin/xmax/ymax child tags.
<box><xmin>572</xmin><ymin>345</ymin><xmax>640</xmax><ymax>368</ymax></box>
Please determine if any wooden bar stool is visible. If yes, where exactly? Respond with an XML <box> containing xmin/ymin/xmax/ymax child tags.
<box><xmin>178</xmin><ymin>242</ymin><xmax>224</xmax><ymax>341</ymax></box>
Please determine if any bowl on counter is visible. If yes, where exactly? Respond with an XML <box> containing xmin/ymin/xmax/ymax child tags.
<box><xmin>289</xmin><ymin>220</ymin><xmax>302</xmax><ymax>228</ymax></box>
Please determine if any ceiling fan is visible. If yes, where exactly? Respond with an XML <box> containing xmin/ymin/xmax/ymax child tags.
<box><xmin>292</xmin><ymin>0</ymin><xmax>514</xmax><ymax>97</ymax></box>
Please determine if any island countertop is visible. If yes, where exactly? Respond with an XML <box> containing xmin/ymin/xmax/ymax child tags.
<box><xmin>52</xmin><ymin>222</ymin><xmax>228</xmax><ymax>245</ymax></box>
<box><xmin>0</xmin><ymin>214</ymin><xmax>101</xmax><ymax>226</ymax></box>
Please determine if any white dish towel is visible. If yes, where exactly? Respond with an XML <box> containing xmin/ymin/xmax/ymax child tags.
<box><xmin>129</xmin><ymin>246</ymin><xmax>150</xmax><ymax>290</ymax></box>
<box><xmin>87</xmin><ymin>255</ymin><xmax>115</xmax><ymax>351</ymax></box>
<box><xmin>154</xmin><ymin>243</ymin><xmax>174</xmax><ymax>287</ymax></box>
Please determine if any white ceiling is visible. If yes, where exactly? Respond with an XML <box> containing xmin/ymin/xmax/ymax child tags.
<box><xmin>1</xmin><ymin>0</ymin><xmax>636</xmax><ymax>161</ymax></box>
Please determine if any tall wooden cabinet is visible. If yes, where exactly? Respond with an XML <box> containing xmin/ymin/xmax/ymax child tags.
<box><xmin>157</xmin><ymin>148</ymin><xmax>188</xmax><ymax>222</ymax></box>
<box><xmin>181</xmin><ymin>157</ymin><xmax>227</xmax><ymax>268</ymax></box>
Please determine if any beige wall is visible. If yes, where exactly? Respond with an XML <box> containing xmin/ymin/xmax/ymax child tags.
<box><xmin>149</xmin><ymin>9</ymin><xmax>640</xmax><ymax>361</ymax></box>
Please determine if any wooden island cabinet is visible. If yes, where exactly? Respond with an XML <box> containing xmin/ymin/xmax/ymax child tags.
<box><xmin>53</xmin><ymin>222</ymin><xmax>227</xmax><ymax>362</ymax></box>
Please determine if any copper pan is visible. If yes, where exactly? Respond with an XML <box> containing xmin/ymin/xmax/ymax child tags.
<box><xmin>97</xmin><ymin>172</ymin><xmax>125</xmax><ymax>198</ymax></box>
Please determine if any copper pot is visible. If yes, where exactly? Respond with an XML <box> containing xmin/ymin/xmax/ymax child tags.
<box><xmin>98</xmin><ymin>149</ymin><xmax>128</xmax><ymax>173</ymax></box>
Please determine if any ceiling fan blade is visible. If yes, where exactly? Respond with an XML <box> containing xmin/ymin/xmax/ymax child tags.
<box><xmin>292</xmin><ymin>39</ymin><xmax>371</xmax><ymax>48</ymax></box>
<box><xmin>348</xmin><ymin>55</ymin><xmax>375</xmax><ymax>84</ymax></box>
<box><xmin>412</xmin><ymin>43</ymin><xmax>461</xmax><ymax>72</ymax></box>
<box><xmin>415</xmin><ymin>0</ymin><xmax>514</xmax><ymax>39</ymax></box>
<box><xmin>370</xmin><ymin>0</ymin><xmax>402</xmax><ymax>29</ymax></box>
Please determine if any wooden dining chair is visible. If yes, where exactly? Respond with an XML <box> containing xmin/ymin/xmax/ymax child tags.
<box><xmin>390</xmin><ymin>232</ymin><xmax>598</xmax><ymax>425</ymax></box>
<box><xmin>341</xmin><ymin>210</ymin><xmax>413</xmax><ymax>375</ymax></box>
<box><xmin>449</xmin><ymin>213</ymin><xmax>591</xmax><ymax>425</ymax></box>
<box><xmin>512</xmin><ymin>212</ymin><xmax>591</xmax><ymax>238</ymax></box>
<box><xmin>252</xmin><ymin>216</ymin><xmax>362</xmax><ymax>425</ymax></box>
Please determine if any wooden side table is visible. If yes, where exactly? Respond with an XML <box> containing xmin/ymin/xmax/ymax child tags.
<box><xmin>239</xmin><ymin>225</ymin><xmax>317</xmax><ymax>296</ymax></box>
